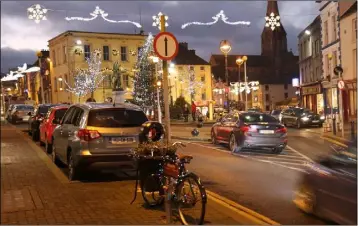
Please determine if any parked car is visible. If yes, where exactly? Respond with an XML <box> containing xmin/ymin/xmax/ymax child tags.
<box><xmin>9</xmin><ymin>104</ymin><xmax>34</xmax><ymax>124</ymax></box>
<box><xmin>39</xmin><ymin>105</ymin><xmax>69</xmax><ymax>153</ymax></box>
<box><xmin>51</xmin><ymin>102</ymin><xmax>149</xmax><ymax>181</ymax></box>
<box><xmin>211</xmin><ymin>112</ymin><xmax>287</xmax><ymax>154</ymax></box>
<box><xmin>280</xmin><ymin>107</ymin><xmax>325</xmax><ymax>129</ymax></box>
<box><xmin>28</xmin><ymin>104</ymin><xmax>63</xmax><ymax>141</ymax></box>
<box><xmin>5</xmin><ymin>104</ymin><xmax>15</xmax><ymax>121</ymax></box>
<box><xmin>248</xmin><ymin>108</ymin><xmax>262</xmax><ymax>113</ymax></box>
<box><xmin>271</xmin><ymin>109</ymin><xmax>282</xmax><ymax>121</ymax></box>
<box><xmin>293</xmin><ymin>143</ymin><xmax>357</xmax><ymax>224</ymax></box>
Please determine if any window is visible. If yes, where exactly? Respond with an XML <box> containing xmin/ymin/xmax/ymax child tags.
<box><xmin>202</xmin><ymin>93</ymin><xmax>206</xmax><ymax>100</ymax></box>
<box><xmin>265</xmin><ymin>94</ymin><xmax>270</xmax><ymax>101</ymax></box>
<box><xmin>84</xmin><ymin>45</ymin><xmax>91</xmax><ymax>59</ymax></box>
<box><xmin>62</xmin><ymin>107</ymin><xmax>76</xmax><ymax>124</ymax></box>
<box><xmin>52</xmin><ymin>50</ymin><xmax>56</xmax><ymax>66</ymax></box>
<box><xmin>265</xmin><ymin>85</ymin><xmax>269</xmax><ymax>91</ymax></box>
<box><xmin>200</xmin><ymin>66</ymin><xmax>204</xmax><ymax>71</ymax></box>
<box><xmin>331</xmin><ymin>15</ymin><xmax>336</xmax><ymax>42</ymax></box>
<box><xmin>63</xmin><ymin>46</ymin><xmax>67</xmax><ymax>63</ymax></box>
<box><xmin>284</xmin><ymin>93</ymin><xmax>288</xmax><ymax>99</ymax></box>
<box><xmin>87</xmin><ymin>109</ymin><xmax>148</xmax><ymax>127</ymax></box>
<box><xmin>316</xmin><ymin>67</ymin><xmax>320</xmax><ymax>80</ymax></box>
<box><xmin>70</xmin><ymin>108</ymin><xmax>84</xmax><ymax>126</ymax></box>
<box><xmin>284</xmin><ymin>84</ymin><xmax>288</xmax><ymax>90</ymax></box>
<box><xmin>201</xmin><ymin>76</ymin><xmax>205</xmax><ymax>82</ymax></box>
<box><xmin>353</xmin><ymin>18</ymin><xmax>357</xmax><ymax>41</ymax></box>
<box><xmin>324</xmin><ymin>21</ymin><xmax>328</xmax><ymax>45</ymax></box>
<box><xmin>190</xmin><ymin>66</ymin><xmax>194</xmax><ymax>71</ymax></box>
<box><xmin>103</xmin><ymin>76</ymin><xmax>111</xmax><ymax>88</ymax></box>
<box><xmin>303</xmin><ymin>41</ymin><xmax>306</xmax><ymax>57</ymax></box>
<box><xmin>137</xmin><ymin>47</ymin><xmax>142</xmax><ymax>55</ymax></box>
<box><xmin>315</xmin><ymin>40</ymin><xmax>320</xmax><ymax>55</ymax></box>
<box><xmin>57</xmin><ymin>48</ymin><xmax>60</xmax><ymax>65</ymax></box>
<box><xmin>354</xmin><ymin>49</ymin><xmax>357</xmax><ymax>79</ymax></box>
<box><xmin>54</xmin><ymin>109</ymin><xmax>68</xmax><ymax>121</ymax></box>
<box><xmin>121</xmin><ymin>46</ymin><xmax>127</xmax><ymax>61</ymax></box>
<box><xmin>103</xmin><ymin>46</ymin><xmax>109</xmax><ymax>61</ymax></box>
<box><xmin>301</xmin><ymin>68</ymin><xmax>305</xmax><ymax>83</ymax></box>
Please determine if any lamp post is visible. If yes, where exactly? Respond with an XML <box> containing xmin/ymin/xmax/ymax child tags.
<box><xmin>236</xmin><ymin>57</ymin><xmax>244</xmax><ymax>104</ymax></box>
<box><xmin>238</xmin><ymin>56</ymin><xmax>248</xmax><ymax>111</ymax></box>
<box><xmin>220</xmin><ymin>40</ymin><xmax>231</xmax><ymax>111</ymax></box>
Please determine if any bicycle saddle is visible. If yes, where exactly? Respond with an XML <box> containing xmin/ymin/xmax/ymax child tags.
<box><xmin>178</xmin><ymin>154</ymin><xmax>193</xmax><ymax>161</ymax></box>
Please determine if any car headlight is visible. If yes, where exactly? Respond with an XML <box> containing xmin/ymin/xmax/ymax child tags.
<box><xmin>301</xmin><ymin>116</ymin><xmax>309</xmax><ymax>121</ymax></box>
<box><xmin>320</xmin><ymin>115</ymin><xmax>325</xmax><ymax>120</ymax></box>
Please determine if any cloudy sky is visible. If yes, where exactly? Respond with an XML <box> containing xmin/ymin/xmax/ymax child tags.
<box><xmin>1</xmin><ymin>1</ymin><xmax>319</xmax><ymax>73</ymax></box>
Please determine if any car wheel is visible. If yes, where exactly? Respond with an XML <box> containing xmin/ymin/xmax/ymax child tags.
<box><xmin>229</xmin><ymin>134</ymin><xmax>242</xmax><ymax>153</ymax></box>
<box><xmin>293</xmin><ymin>182</ymin><xmax>316</xmax><ymax>214</ymax></box>
<box><xmin>296</xmin><ymin>120</ymin><xmax>301</xmax><ymax>129</ymax></box>
<box><xmin>211</xmin><ymin>130</ymin><xmax>218</xmax><ymax>145</ymax></box>
<box><xmin>32</xmin><ymin>129</ymin><xmax>39</xmax><ymax>141</ymax></box>
<box><xmin>68</xmin><ymin>153</ymin><xmax>82</xmax><ymax>181</ymax></box>
<box><xmin>273</xmin><ymin>147</ymin><xmax>284</xmax><ymax>154</ymax></box>
<box><xmin>45</xmin><ymin>136</ymin><xmax>52</xmax><ymax>154</ymax></box>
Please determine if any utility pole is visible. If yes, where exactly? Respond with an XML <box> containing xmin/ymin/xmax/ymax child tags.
<box><xmin>160</xmin><ymin>15</ymin><xmax>171</xmax><ymax>143</ymax></box>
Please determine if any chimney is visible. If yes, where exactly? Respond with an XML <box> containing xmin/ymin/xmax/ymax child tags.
<box><xmin>189</xmin><ymin>49</ymin><xmax>196</xmax><ymax>55</ymax></box>
<box><xmin>180</xmin><ymin>42</ymin><xmax>188</xmax><ymax>50</ymax></box>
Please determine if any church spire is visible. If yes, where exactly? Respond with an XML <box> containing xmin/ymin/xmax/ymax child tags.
<box><xmin>266</xmin><ymin>0</ymin><xmax>280</xmax><ymax>16</ymax></box>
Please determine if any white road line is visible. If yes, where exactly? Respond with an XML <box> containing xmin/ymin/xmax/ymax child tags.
<box><xmin>286</xmin><ymin>145</ymin><xmax>314</xmax><ymax>162</ymax></box>
<box><xmin>238</xmin><ymin>155</ymin><xmax>307</xmax><ymax>161</ymax></box>
<box><xmin>238</xmin><ymin>152</ymin><xmax>302</xmax><ymax>158</ymax></box>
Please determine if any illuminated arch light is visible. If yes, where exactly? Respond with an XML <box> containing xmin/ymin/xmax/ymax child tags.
<box><xmin>27</xmin><ymin>4</ymin><xmax>48</xmax><ymax>24</ymax></box>
<box><xmin>181</xmin><ymin>10</ymin><xmax>250</xmax><ymax>29</ymax></box>
<box><xmin>65</xmin><ymin>6</ymin><xmax>142</xmax><ymax>28</ymax></box>
<box><xmin>265</xmin><ymin>12</ymin><xmax>280</xmax><ymax>31</ymax></box>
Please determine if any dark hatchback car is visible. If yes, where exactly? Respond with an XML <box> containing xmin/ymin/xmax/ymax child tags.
<box><xmin>211</xmin><ymin>112</ymin><xmax>287</xmax><ymax>154</ymax></box>
<box><xmin>280</xmin><ymin>107</ymin><xmax>325</xmax><ymax>129</ymax></box>
<box><xmin>28</xmin><ymin>104</ymin><xmax>64</xmax><ymax>141</ymax></box>
<box><xmin>293</xmin><ymin>143</ymin><xmax>357</xmax><ymax>224</ymax></box>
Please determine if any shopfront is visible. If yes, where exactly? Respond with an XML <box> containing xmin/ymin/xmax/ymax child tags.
<box><xmin>301</xmin><ymin>83</ymin><xmax>323</xmax><ymax>114</ymax></box>
<box><xmin>342</xmin><ymin>80</ymin><xmax>357</xmax><ymax>121</ymax></box>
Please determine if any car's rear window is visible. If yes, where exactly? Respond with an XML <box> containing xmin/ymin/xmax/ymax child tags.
<box><xmin>39</xmin><ymin>106</ymin><xmax>51</xmax><ymax>114</ymax></box>
<box><xmin>87</xmin><ymin>108</ymin><xmax>148</xmax><ymax>127</ymax></box>
<box><xmin>241</xmin><ymin>113</ymin><xmax>277</xmax><ymax>123</ymax></box>
<box><xmin>16</xmin><ymin>105</ymin><xmax>34</xmax><ymax>111</ymax></box>
<box><xmin>54</xmin><ymin>109</ymin><xmax>67</xmax><ymax>120</ymax></box>
<box><xmin>271</xmin><ymin>110</ymin><xmax>281</xmax><ymax>115</ymax></box>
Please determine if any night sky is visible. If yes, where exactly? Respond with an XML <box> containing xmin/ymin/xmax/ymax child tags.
<box><xmin>1</xmin><ymin>1</ymin><xmax>319</xmax><ymax>73</ymax></box>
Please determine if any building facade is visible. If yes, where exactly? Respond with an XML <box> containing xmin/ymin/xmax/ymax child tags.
<box><xmin>48</xmin><ymin>30</ymin><xmax>146</xmax><ymax>104</ymax></box>
<box><xmin>170</xmin><ymin>43</ymin><xmax>213</xmax><ymax>119</ymax></box>
<box><xmin>298</xmin><ymin>16</ymin><xmax>324</xmax><ymax>114</ymax></box>
<box><xmin>339</xmin><ymin>1</ymin><xmax>357</xmax><ymax>121</ymax></box>
<box><xmin>319</xmin><ymin>1</ymin><xmax>341</xmax><ymax>115</ymax></box>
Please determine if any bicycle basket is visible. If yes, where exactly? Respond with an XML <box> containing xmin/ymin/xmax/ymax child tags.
<box><xmin>163</xmin><ymin>163</ymin><xmax>179</xmax><ymax>178</ymax></box>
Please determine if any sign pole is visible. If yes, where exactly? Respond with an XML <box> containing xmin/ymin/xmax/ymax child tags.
<box><xmin>160</xmin><ymin>14</ymin><xmax>172</xmax><ymax>225</ymax></box>
<box><xmin>338</xmin><ymin>77</ymin><xmax>344</xmax><ymax>138</ymax></box>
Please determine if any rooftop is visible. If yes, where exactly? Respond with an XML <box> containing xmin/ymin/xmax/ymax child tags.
<box><xmin>171</xmin><ymin>43</ymin><xmax>210</xmax><ymax>65</ymax></box>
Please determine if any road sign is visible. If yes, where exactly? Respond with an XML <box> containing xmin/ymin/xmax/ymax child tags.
<box><xmin>153</xmin><ymin>32</ymin><xmax>179</xmax><ymax>61</ymax></box>
<box><xmin>338</xmin><ymin>80</ymin><xmax>345</xmax><ymax>90</ymax></box>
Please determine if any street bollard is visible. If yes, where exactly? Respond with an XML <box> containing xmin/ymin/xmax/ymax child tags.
<box><xmin>351</xmin><ymin>121</ymin><xmax>355</xmax><ymax>141</ymax></box>
<box><xmin>164</xmin><ymin>184</ymin><xmax>172</xmax><ymax>224</ymax></box>
<box><xmin>332</xmin><ymin>118</ymin><xmax>337</xmax><ymax>135</ymax></box>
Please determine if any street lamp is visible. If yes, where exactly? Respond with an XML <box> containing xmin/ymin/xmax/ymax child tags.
<box><xmin>220</xmin><ymin>40</ymin><xmax>231</xmax><ymax>111</ymax></box>
<box><xmin>236</xmin><ymin>57</ymin><xmax>244</xmax><ymax>104</ymax></box>
<box><xmin>239</xmin><ymin>56</ymin><xmax>248</xmax><ymax>111</ymax></box>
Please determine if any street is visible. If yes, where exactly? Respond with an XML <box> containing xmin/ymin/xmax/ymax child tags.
<box><xmin>9</xmin><ymin>122</ymin><xmax>337</xmax><ymax>225</ymax></box>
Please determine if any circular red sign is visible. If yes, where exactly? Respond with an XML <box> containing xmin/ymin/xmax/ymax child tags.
<box><xmin>338</xmin><ymin>80</ymin><xmax>345</xmax><ymax>90</ymax></box>
<box><xmin>153</xmin><ymin>32</ymin><xmax>179</xmax><ymax>61</ymax></box>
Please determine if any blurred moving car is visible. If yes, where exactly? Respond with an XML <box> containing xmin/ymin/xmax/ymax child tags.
<box><xmin>280</xmin><ymin>107</ymin><xmax>325</xmax><ymax>129</ymax></box>
<box><xmin>211</xmin><ymin>112</ymin><xmax>287</xmax><ymax>154</ymax></box>
<box><xmin>293</xmin><ymin>143</ymin><xmax>357</xmax><ymax>224</ymax></box>
<box><xmin>52</xmin><ymin>102</ymin><xmax>149</xmax><ymax>181</ymax></box>
<box><xmin>271</xmin><ymin>109</ymin><xmax>282</xmax><ymax>121</ymax></box>
<box><xmin>8</xmin><ymin>104</ymin><xmax>34</xmax><ymax>124</ymax></box>
<box><xmin>39</xmin><ymin>105</ymin><xmax>69</xmax><ymax>153</ymax></box>
<box><xmin>28</xmin><ymin>104</ymin><xmax>62</xmax><ymax>141</ymax></box>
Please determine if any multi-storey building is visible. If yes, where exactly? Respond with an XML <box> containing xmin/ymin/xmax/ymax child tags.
<box><xmin>210</xmin><ymin>0</ymin><xmax>299</xmax><ymax>111</ymax></box>
<box><xmin>298</xmin><ymin>16</ymin><xmax>324</xmax><ymax>114</ymax></box>
<box><xmin>48</xmin><ymin>30</ymin><xmax>146</xmax><ymax>103</ymax></box>
<box><xmin>318</xmin><ymin>1</ymin><xmax>341</xmax><ymax>115</ymax></box>
<box><xmin>170</xmin><ymin>43</ymin><xmax>213</xmax><ymax>119</ymax></box>
<box><xmin>339</xmin><ymin>1</ymin><xmax>357</xmax><ymax>121</ymax></box>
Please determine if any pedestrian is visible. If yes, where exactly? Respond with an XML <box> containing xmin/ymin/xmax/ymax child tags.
<box><xmin>184</xmin><ymin>104</ymin><xmax>189</xmax><ymax>122</ymax></box>
<box><xmin>191</xmin><ymin>101</ymin><xmax>196</xmax><ymax>121</ymax></box>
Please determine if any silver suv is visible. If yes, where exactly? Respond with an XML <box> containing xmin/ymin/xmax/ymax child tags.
<box><xmin>51</xmin><ymin>102</ymin><xmax>149</xmax><ymax>181</ymax></box>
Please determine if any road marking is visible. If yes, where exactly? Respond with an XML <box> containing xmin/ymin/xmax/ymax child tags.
<box><xmin>320</xmin><ymin>136</ymin><xmax>348</xmax><ymax>148</ymax></box>
<box><xmin>286</xmin><ymin>145</ymin><xmax>314</xmax><ymax>162</ymax></box>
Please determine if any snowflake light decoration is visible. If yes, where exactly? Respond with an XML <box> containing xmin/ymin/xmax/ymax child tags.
<box><xmin>265</xmin><ymin>12</ymin><xmax>280</xmax><ymax>31</ymax></box>
<box><xmin>27</xmin><ymin>4</ymin><xmax>48</xmax><ymax>23</ymax></box>
<box><xmin>181</xmin><ymin>10</ymin><xmax>250</xmax><ymax>29</ymax></box>
<box><xmin>129</xmin><ymin>49</ymin><xmax>136</xmax><ymax>56</ymax></box>
<box><xmin>152</xmin><ymin>12</ymin><xmax>169</xmax><ymax>30</ymax></box>
<box><xmin>65</xmin><ymin>6</ymin><xmax>142</xmax><ymax>28</ymax></box>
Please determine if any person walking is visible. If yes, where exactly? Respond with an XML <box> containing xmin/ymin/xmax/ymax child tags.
<box><xmin>184</xmin><ymin>104</ymin><xmax>190</xmax><ymax>122</ymax></box>
<box><xmin>191</xmin><ymin>101</ymin><xmax>197</xmax><ymax>122</ymax></box>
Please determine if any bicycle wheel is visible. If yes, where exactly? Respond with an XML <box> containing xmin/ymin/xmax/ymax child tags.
<box><xmin>176</xmin><ymin>173</ymin><xmax>207</xmax><ymax>225</ymax></box>
<box><xmin>141</xmin><ymin>174</ymin><xmax>165</xmax><ymax>207</ymax></box>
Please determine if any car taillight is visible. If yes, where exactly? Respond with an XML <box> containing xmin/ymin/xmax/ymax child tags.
<box><xmin>276</xmin><ymin>127</ymin><xmax>287</xmax><ymax>133</ymax></box>
<box><xmin>241</xmin><ymin>125</ymin><xmax>256</xmax><ymax>135</ymax></box>
<box><xmin>77</xmin><ymin>129</ymin><xmax>101</xmax><ymax>141</ymax></box>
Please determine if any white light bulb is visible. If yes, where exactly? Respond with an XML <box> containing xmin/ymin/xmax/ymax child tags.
<box><xmin>165</xmin><ymin>16</ymin><xmax>169</xmax><ymax>20</ymax></box>
<box><xmin>152</xmin><ymin>22</ymin><xmax>156</xmax><ymax>26</ymax></box>
<box><xmin>152</xmin><ymin>15</ymin><xmax>156</xmax><ymax>20</ymax></box>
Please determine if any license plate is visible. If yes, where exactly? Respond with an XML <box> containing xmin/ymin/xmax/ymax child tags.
<box><xmin>312</xmin><ymin>120</ymin><xmax>319</xmax><ymax>123</ymax></box>
<box><xmin>259</xmin><ymin>130</ymin><xmax>274</xmax><ymax>134</ymax></box>
<box><xmin>111</xmin><ymin>137</ymin><xmax>135</xmax><ymax>144</ymax></box>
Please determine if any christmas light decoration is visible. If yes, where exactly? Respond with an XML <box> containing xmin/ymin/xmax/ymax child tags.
<box><xmin>65</xmin><ymin>51</ymin><xmax>105</xmax><ymax>97</ymax></box>
<box><xmin>27</xmin><ymin>4</ymin><xmax>48</xmax><ymax>23</ymax></box>
<box><xmin>65</xmin><ymin>6</ymin><xmax>142</xmax><ymax>28</ymax></box>
<box><xmin>181</xmin><ymin>10</ymin><xmax>250</xmax><ymax>29</ymax></box>
<box><xmin>152</xmin><ymin>12</ymin><xmax>169</xmax><ymax>30</ymax></box>
<box><xmin>265</xmin><ymin>12</ymin><xmax>280</xmax><ymax>31</ymax></box>
<box><xmin>230</xmin><ymin>81</ymin><xmax>259</xmax><ymax>94</ymax></box>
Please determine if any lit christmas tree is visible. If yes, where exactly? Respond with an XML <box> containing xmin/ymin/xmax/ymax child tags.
<box><xmin>65</xmin><ymin>50</ymin><xmax>105</xmax><ymax>99</ymax></box>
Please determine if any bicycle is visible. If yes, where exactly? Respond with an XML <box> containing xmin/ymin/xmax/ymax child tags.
<box><xmin>130</xmin><ymin>142</ymin><xmax>207</xmax><ymax>225</ymax></box>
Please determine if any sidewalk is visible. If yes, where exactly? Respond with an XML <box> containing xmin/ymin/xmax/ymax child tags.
<box><xmin>0</xmin><ymin>124</ymin><xmax>272</xmax><ymax>225</ymax></box>
<box><xmin>171</xmin><ymin>125</ymin><xmax>211</xmax><ymax>141</ymax></box>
